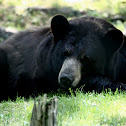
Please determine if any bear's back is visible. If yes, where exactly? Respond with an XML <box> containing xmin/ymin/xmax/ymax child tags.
<box><xmin>0</xmin><ymin>27</ymin><xmax>50</xmax><ymax>78</ymax></box>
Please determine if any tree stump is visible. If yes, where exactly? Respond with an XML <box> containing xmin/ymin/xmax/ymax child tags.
<box><xmin>30</xmin><ymin>94</ymin><xmax>58</xmax><ymax>126</ymax></box>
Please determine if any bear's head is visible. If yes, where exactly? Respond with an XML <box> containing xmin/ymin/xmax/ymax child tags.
<box><xmin>50</xmin><ymin>15</ymin><xmax>124</xmax><ymax>89</ymax></box>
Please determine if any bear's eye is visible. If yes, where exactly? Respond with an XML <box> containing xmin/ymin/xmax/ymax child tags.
<box><xmin>63</xmin><ymin>48</ymin><xmax>69</xmax><ymax>56</ymax></box>
<box><xmin>81</xmin><ymin>55</ymin><xmax>90</xmax><ymax>62</ymax></box>
<box><xmin>63</xmin><ymin>45</ymin><xmax>70</xmax><ymax>56</ymax></box>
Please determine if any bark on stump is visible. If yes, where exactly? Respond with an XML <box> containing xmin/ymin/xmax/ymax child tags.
<box><xmin>30</xmin><ymin>94</ymin><xmax>58</xmax><ymax>126</ymax></box>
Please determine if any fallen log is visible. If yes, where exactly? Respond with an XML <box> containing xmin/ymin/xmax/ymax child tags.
<box><xmin>27</xmin><ymin>7</ymin><xmax>86</xmax><ymax>17</ymax></box>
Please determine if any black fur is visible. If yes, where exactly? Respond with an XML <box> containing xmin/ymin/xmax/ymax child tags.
<box><xmin>0</xmin><ymin>15</ymin><xmax>126</xmax><ymax>101</ymax></box>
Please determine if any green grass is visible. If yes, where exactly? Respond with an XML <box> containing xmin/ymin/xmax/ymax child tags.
<box><xmin>0</xmin><ymin>90</ymin><xmax>126</xmax><ymax>126</ymax></box>
<box><xmin>0</xmin><ymin>97</ymin><xmax>33</xmax><ymax>126</ymax></box>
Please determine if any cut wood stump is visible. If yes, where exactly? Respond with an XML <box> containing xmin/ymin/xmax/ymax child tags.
<box><xmin>30</xmin><ymin>94</ymin><xmax>58</xmax><ymax>126</ymax></box>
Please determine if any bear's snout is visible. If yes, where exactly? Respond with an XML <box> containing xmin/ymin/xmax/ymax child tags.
<box><xmin>58</xmin><ymin>58</ymin><xmax>81</xmax><ymax>89</ymax></box>
<box><xmin>59</xmin><ymin>73</ymin><xmax>74</xmax><ymax>88</ymax></box>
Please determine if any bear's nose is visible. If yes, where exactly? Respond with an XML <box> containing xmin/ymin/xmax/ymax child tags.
<box><xmin>59</xmin><ymin>74</ymin><xmax>73</xmax><ymax>88</ymax></box>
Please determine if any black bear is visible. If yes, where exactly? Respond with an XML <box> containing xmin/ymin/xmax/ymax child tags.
<box><xmin>0</xmin><ymin>15</ymin><xmax>126</xmax><ymax>101</ymax></box>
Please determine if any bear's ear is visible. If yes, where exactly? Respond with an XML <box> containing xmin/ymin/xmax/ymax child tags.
<box><xmin>51</xmin><ymin>15</ymin><xmax>70</xmax><ymax>41</ymax></box>
<box><xmin>103</xmin><ymin>29</ymin><xmax>124</xmax><ymax>54</ymax></box>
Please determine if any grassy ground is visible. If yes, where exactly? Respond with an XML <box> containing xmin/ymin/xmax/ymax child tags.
<box><xmin>0</xmin><ymin>90</ymin><xmax>126</xmax><ymax>126</ymax></box>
